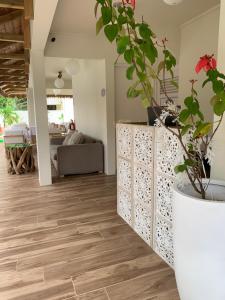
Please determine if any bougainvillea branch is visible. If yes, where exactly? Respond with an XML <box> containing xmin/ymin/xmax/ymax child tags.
<box><xmin>95</xmin><ymin>0</ymin><xmax>225</xmax><ymax>199</ymax></box>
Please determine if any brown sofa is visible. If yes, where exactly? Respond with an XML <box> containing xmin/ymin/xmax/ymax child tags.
<box><xmin>50</xmin><ymin>135</ymin><xmax>104</xmax><ymax>176</ymax></box>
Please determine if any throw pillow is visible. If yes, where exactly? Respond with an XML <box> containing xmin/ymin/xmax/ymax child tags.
<box><xmin>63</xmin><ymin>132</ymin><xmax>73</xmax><ymax>145</ymax></box>
<box><xmin>68</xmin><ymin>132</ymin><xmax>84</xmax><ymax>145</ymax></box>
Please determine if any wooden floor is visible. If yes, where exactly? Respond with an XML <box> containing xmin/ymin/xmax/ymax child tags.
<box><xmin>0</xmin><ymin>145</ymin><xmax>179</xmax><ymax>300</ymax></box>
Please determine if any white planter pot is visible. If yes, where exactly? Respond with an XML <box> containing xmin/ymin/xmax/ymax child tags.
<box><xmin>173</xmin><ymin>180</ymin><xmax>225</xmax><ymax>300</ymax></box>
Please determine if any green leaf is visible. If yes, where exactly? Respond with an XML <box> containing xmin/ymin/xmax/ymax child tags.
<box><xmin>202</xmin><ymin>78</ymin><xmax>210</xmax><ymax>88</ymax></box>
<box><xmin>127</xmin><ymin>87</ymin><xmax>141</xmax><ymax>98</ymax></box>
<box><xmin>101</xmin><ymin>7</ymin><xmax>112</xmax><ymax>25</ymax></box>
<box><xmin>140</xmin><ymin>40</ymin><xmax>158</xmax><ymax>65</ymax></box>
<box><xmin>213</xmin><ymin>80</ymin><xmax>224</xmax><ymax>94</ymax></box>
<box><xmin>136</xmin><ymin>56</ymin><xmax>145</xmax><ymax>71</ymax></box>
<box><xmin>137</xmin><ymin>71</ymin><xmax>146</xmax><ymax>82</ymax></box>
<box><xmin>118</xmin><ymin>6</ymin><xmax>125</xmax><ymax>14</ymax></box>
<box><xmin>214</xmin><ymin>100</ymin><xmax>225</xmax><ymax>116</ymax></box>
<box><xmin>118</xmin><ymin>15</ymin><xmax>127</xmax><ymax>27</ymax></box>
<box><xmin>179</xmin><ymin>109</ymin><xmax>190</xmax><ymax>123</ymax></box>
<box><xmin>126</xmin><ymin>7</ymin><xmax>134</xmax><ymax>19</ymax></box>
<box><xmin>142</xmin><ymin>98</ymin><xmax>150</xmax><ymax>108</ymax></box>
<box><xmin>97</xmin><ymin>0</ymin><xmax>105</xmax><ymax>4</ymax></box>
<box><xmin>124</xmin><ymin>49</ymin><xmax>134</xmax><ymax>64</ymax></box>
<box><xmin>197</xmin><ymin>111</ymin><xmax>204</xmax><ymax>121</ymax></box>
<box><xmin>126</xmin><ymin>65</ymin><xmax>135</xmax><ymax>80</ymax></box>
<box><xmin>139</xmin><ymin>23</ymin><xmax>152</xmax><ymax>39</ymax></box>
<box><xmin>96</xmin><ymin>17</ymin><xmax>104</xmax><ymax>35</ymax></box>
<box><xmin>184</xmin><ymin>96</ymin><xmax>199</xmax><ymax>115</ymax></box>
<box><xmin>104</xmin><ymin>24</ymin><xmax>118</xmax><ymax>42</ymax></box>
<box><xmin>157</xmin><ymin>61</ymin><xmax>165</xmax><ymax>75</ymax></box>
<box><xmin>175</xmin><ymin>164</ymin><xmax>187</xmax><ymax>174</ymax></box>
<box><xmin>219</xmin><ymin>90</ymin><xmax>225</xmax><ymax>101</ymax></box>
<box><xmin>193</xmin><ymin>123</ymin><xmax>213</xmax><ymax>138</ymax></box>
<box><xmin>117</xmin><ymin>36</ymin><xmax>129</xmax><ymax>54</ymax></box>
<box><xmin>210</xmin><ymin>95</ymin><xmax>219</xmax><ymax>106</ymax></box>
<box><xmin>163</xmin><ymin>49</ymin><xmax>176</xmax><ymax>70</ymax></box>
<box><xmin>218</xmin><ymin>72</ymin><xmax>225</xmax><ymax>80</ymax></box>
<box><xmin>181</xmin><ymin>125</ymin><xmax>192</xmax><ymax>136</ymax></box>
<box><xmin>185</xmin><ymin>159</ymin><xmax>195</xmax><ymax>167</ymax></box>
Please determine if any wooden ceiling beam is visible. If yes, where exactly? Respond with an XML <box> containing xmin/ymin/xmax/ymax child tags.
<box><xmin>0</xmin><ymin>64</ymin><xmax>24</xmax><ymax>70</ymax></box>
<box><xmin>3</xmin><ymin>89</ymin><xmax>26</xmax><ymax>94</ymax></box>
<box><xmin>0</xmin><ymin>89</ymin><xmax>8</xmax><ymax>97</ymax></box>
<box><xmin>0</xmin><ymin>0</ymin><xmax>24</xmax><ymax>9</ymax></box>
<box><xmin>0</xmin><ymin>69</ymin><xmax>24</xmax><ymax>75</ymax></box>
<box><xmin>23</xmin><ymin>19</ymin><xmax>31</xmax><ymax>49</ymax></box>
<box><xmin>24</xmin><ymin>0</ymin><xmax>33</xmax><ymax>20</ymax></box>
<box><xmin>0</xmin><ymin>79</ymin><xmax>26</xmax><ymax>83</ymax></box>
<box><xmin>0</xmin><ymin>53</ymin><xmax>25</xmax><ymax>60</ymax></box>
<box><xmin>0</xmin><ymin>33</ymin><xmax>24</xmax><ymax>43</ymax></box>
<box><xmin>0</xmin><ymin>10</ymin><xmax>22</xmax><ymax>26</ymax></box>
<box><xmin>24</xmin><ymin>49</ymin><xmax>30</xmax><ymax>63</ymax></box>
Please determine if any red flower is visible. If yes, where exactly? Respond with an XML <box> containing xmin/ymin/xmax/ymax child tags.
<box><xmin>195</xmin><ymin>55</ymin><xmax>217</xmax><ymax>74</ymax></box>
<box><xmin>125</xmin><ymin>0</ymin><xmax>136</xmax><ymax>9</ymax></box>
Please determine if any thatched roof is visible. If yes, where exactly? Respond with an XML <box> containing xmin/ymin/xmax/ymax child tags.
<box><xmin>0</xmin><ymin>1</ymin><xmax>33</xmax><ymax>98</ymax></box>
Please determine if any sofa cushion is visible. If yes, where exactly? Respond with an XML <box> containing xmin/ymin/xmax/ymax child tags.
<box><xmin>82</xmin><ymin>135</ymin><xmax>97</xmax><ymax>144</ymax></box>
<box><xmin>68</xmin><ymin>132</ymin><xmax>84</xmax><ymax>145</ymax></box>
<box><xmin>62</xmin><ymin>132</ymin><xmax>74</xmax><ymax>145</ymax></box>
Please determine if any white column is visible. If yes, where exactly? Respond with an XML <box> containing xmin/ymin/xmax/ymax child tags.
<box><xmin>212</xmin><ymin>1</ymin><xmax>225</xmax><ymax>180</ymax></box>
<box><xmin>27</xmin><ymin>87</ymin><xmax>35</xmax><ymax>127</ymax></box>
<box><xmin>31</xmin><ymin>49</ymin><xmax>52</xmax><ymax>186</ymax></box>
<box><xmin>105</xmin><ymin>59</ymin><xmax>116</xmax><ymax>175</ymax></box>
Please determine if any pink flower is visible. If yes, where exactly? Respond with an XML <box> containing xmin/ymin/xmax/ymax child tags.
<box><xmin>195</xmin><ymin>55</ymin><xmax>217</xmax><ymax>74</ymax></box>
<box><xmin>124</xmin><ymin>0</ymin><xmax>136</xmax><ymax>9</ymax></box>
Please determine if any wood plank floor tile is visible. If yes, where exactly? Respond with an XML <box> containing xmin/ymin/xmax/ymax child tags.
<box><xmin>0</xmin><ymin>232</ymin><xmax>103</xmax><ymax>262</ymax></box>
<box><xmin>17</xmin><ymin>236</ymin><xmax>131</xmax><ymax>271</ymax></box>
<box><xmin>0</xmin><ymin>145</ymin><xmax>179</xmax><ymax>300</ymax></box>
<box><xmin>0</xmin><ymin>280</ymin><xmax>75</xmax><ymax>300</ymax></box>
<box><xmin>0</xmin><ymin>223</ymin><xmax>78</xmax><ymax>250</ymax></box>
<box><xmin>106</xmin><ymin>269</ymin><xmax>177</xmax><ymax>300</ymax></box>
<box><xmin>77</xmin><ymin>216</ymin><xmax>125</xmax><ymax>234</ymax></box>
<box><xmin>73</xmin><ymin>254</ymin><xmax>169</xmax><ymax>295</ymax></box>
<box><xmin>75</xmin><ymin>289</ymin><xmax>109</xmax><ymax>300</ymax></box>
<box><xmin>44</xmin><ymin>241</ymin><xmax>152</xmax><ymax>282</ymax></box>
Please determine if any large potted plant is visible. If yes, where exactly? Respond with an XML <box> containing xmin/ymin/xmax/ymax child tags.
<box><xmin>95</xmin><ymin>1</ymin><xmax>225</xmax><ymax>299</ymax></box>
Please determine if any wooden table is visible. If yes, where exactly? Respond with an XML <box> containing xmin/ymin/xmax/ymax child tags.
<box><xmin>5</xmin><ymin>143</ymin><xmax>35</xmax><ymax>175</ymax></box>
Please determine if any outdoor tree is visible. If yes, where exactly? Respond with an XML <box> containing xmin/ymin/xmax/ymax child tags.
<box><xmin>0</xmin><ymin>97</ymin><xmax>20</xmax><ymax>127</ymax></box>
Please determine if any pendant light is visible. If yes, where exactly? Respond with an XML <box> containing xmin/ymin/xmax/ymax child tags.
<box><xmin>65</xmin><ymin>59</ymin><xmax>80</xmax><ymax>76</ymax></box>
<box><xmin>54</xmin><ymin>71</ymin><xmax>64</xmax><ymax>89</ymax></box>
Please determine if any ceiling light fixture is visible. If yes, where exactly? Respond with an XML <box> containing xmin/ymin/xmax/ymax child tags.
<box><xmin>65</xmin><ymin>59</ymin><xmax>80</xmax><ymax>76</ymax></box>
<box><xmin>163</xmin><ymin>0</ymin><xmax>183</xmax><ymax>5</ymax></box>
<box><xmin>54</xmin><ymin>71</ymin><xmax>64</xmax><ymax>89</ymax></box>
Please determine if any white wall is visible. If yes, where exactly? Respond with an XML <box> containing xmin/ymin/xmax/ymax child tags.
<box><xmin>115</xmin><ymin>64</ymin><xmax>148</xmax><ymax>123</ymax></box>
<box><xmin>179</xmin><ymin>6</ymin><xmax>220</xmax><ymax>122</ymax></box>
<box><xmin>72</xmin><ymin>59</ymin><xmax>108</xmax><ymax>172</ymax></box>
<box><xmin>45</xmin><ymin>33</ymin><xmax>116</xmax><ymax>175</ymax></box>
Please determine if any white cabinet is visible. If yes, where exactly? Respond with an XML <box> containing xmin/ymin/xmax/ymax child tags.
<box><xmin>117</xmin><ymin>123</ymin><xmax>182</xmax><ymax>267</ymax></box>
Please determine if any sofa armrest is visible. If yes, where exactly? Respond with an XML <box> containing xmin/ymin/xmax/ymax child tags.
<box><xmin>57</xmin><ymin>143</ymin><xmax>104</xmax><ymax>175</ymax></box>
<box><xmin>50</xmin><ymin>136</ymin><xmax>65</xmax><ymax>145</ymax></box>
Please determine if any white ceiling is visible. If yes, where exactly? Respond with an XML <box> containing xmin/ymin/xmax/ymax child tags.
<box><xmin>45</xmin><ymin>57</ymin><xmax>72</xmax><ymax>80</ymax></box>
<box><xmin>51</xmin><ymin>0</ymin><xmax>220</xmax><ymax>35</ymax></box>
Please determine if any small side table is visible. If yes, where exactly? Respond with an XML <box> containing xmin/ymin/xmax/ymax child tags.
<box><xmin>5</xmin><ymin>143</ymin><xmax>35</xmax><ymax>175</ymax></box>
